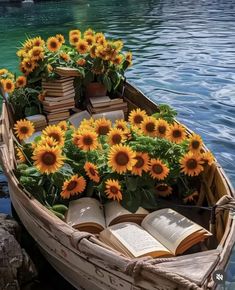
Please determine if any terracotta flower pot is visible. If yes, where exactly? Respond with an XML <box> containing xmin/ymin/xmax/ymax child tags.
<box><xmin>85</xmin><ymin>82</ymin><xmax>107</xmax><ymax>98</ymax></box>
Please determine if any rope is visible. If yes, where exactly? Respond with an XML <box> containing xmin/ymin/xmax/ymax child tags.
<box><xmin>70</xmin><ymin>231</ymin><xmax>94</xmax><ymax>249</ymax></box>
<box><xmin>124</xmin><ymin>257</ymin><xmax>203</xmax><ymax>289</ymax></box>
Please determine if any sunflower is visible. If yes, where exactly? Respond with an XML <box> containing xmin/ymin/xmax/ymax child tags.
<box><xmin>76</xmin><ymin>39</ymin><xmax>89</xmax><ymax>54</ymax></box>
<box><xmin>74</xmin><ymin>130</ymin><xmax>99</xmax><ymax>151</ymax></box>
<box><xmin>188</xmin><ymin>134</ymin><xmax>203</xmax><ymax>153</ymax></box>
<box><xmin>69</xmin><ymin>34</ymin><xmax>80</xmax><ymax>46</ymax></box>
<box><xmin>60</xmin><ymin>175</ymin><xmax>86</xmax><ymax>199</ymax></box>
<box><xmin>32</xmin><ymin>145</ymin><xmax>64</xmax><ymax>174</ymax></box>
<box><xmin>88</xmin><ymin>44</ymin><xmax>97</xmax><ymax>58</ymax></box>
<box><xmin>17</xmin><ymin>49</ymin><xmax>26</xmax><ymax>58</ymax></box>
<box><xmin>132</xmin><ymin>152</ymin><xmax>150</xmax><ymax>176</ymax></box>
<box><xmin>125</xmin><ymin>51</ymin><xmax>133</xmax><ymax>66</ymax></box>
<box><xmin>114</xmin><ymin>119</ymin><xmax>128</xmax><ymax>131</ymax></box>
<box><xmin>113</xmin><ymin>40</ymin><xmax>123</xmax><ymax>51</ymax></box>
<box><xmin>112</xmin><ymin>54</ymin><xmax>124</xmax><ymax>65</ymax></box>
<box><xmin>0</xmin><ymin>68</ymin><xmax>8</xmax><ymax>76</ymax></box>
<box><xmin>95</xmin><ymin>45</ymin><xmax>107</xmax><ymax>59</ymax></box>
<box><xmin>32</xmin><ymin>37</ymin><xmax>45</xmax><ymax>47</ymax></box>
<box><xmin>23</xmin><ymin>39</ymin><xmax>34</xmax><ymax>50</ymax></box>
<box><xmin>16</xmin><ymin>147</ymin><xmax>26</xmax><ymax>163</ymax></box>
<box><xmin>57</xmin><ymin>121</ymin><xmax>67</xmax><ymax>131</ymax></box>
<box><xmin>180</xmin><ymin>152</ymin><xmax>204</xmax><ymax>177</ymax></box>
<box><xmin>94</xmin><ymin>33</ymin><xmax>106</xmax><ymax>44</ymax></box>
<box><xmin>128</xmin><ymin>108</ymin><xmax>147</xmax><ymax>128</ymax></box>
<box><xmin>14</xmin><ymin>119</ymin><xmax>35</xmax><ymax>140</ymax></box>
<box><xmin>84</xmin><ymin>28</ymin><xmax>95</xmax><ymax>37</ymax></box>
<box><xmin>201</xmin><ymin>151</ymin><xmax>214</xmax><ymax>166</ymax></box>
<box><xmin>29</xmin><ymin>46</ymin><xmax>44</xmax><ymax>61</ymax></box>
<box><xmin>167</xmin><ymin>123</ymin><xmax>186</xmax><ymax>144</ymax></box>
<box><xmin>141</xmin><ymin>116</ymin><xmax>157</xmax><ymax>137</ymax></box>
<box><xmin>107</xmin><ymin>128</ymin><xmax>126</xmax><ymax>146</ymax></box>
<box><xmin>60</xmin><ymin>52</ymin><xmax>70</xmax><ymax>62</ymax></box>
<box><xmin>47</xmin><ymin>37</ymin><xmax>62</xmax><ymax>52</ymax></box>
<box><xmin>56</xmin><ymin>34</ymin><xmax>65</xmax><ymax>44</ymax></box>
<box><xmin>1</xmin><ymin>79</ymin><xmax>15</xmax><ymax>93</ymax></box>
<box><xmin>79</xmin><ymin>118</ymin><xmax>94</xmax><ymax>130</ymax></box>
<box><xmin>84</xmin><ymin>162</ymin><xmax>100</xmax><ymax>183</ymax></box>
<box><xmin>95</xmin><ymin>118</ymin><xmax>111</xmax><ymax>136</ymax></box>
<box><xmin>155</xmin><ymin>183</ymin><xmax>173</xmax><ymax>197</ymax></box>
<box><xmin>183</xmin><ymin>191</ymin><xmax>199</xmax><ymax>204</ymax></box>
<box><xmin>38</xmin><ymin>136</ymin><xmax>58</xmax><ymax>147</ymax></box>
<box><xmin>69</xmin><ymin>29</ymin><xmax>81</xmax><ymax>38</ymax></box>
<box><xmin>21</xmin><ymin>59</ymin><xmax>37</xmax><ymax>74</ymax></box>
<box><xmin>42</xmin><ymin>125</ymin><xmax>65</xmax><ymax>147</ymax></box>
<box><xmin>108</xmin><ymin>144</ymin><xmax>136</xmax><ymax>174</ymax></box>
<box><xmin>16</xmin><ymin>76</ymin><xmax>27</xmax><ymax>88</ymax></box>
<box><xmin>84</xmin><ymin>35</ymin><xmax>94</xmax><ymax>46</ymax></box>
<box><xmin>76</xmin><ymin>58</ymin><xmax>86</xmax><ymax>66</ymax></box>
<box><xmin>105</xmin><ymin>179</ymin><xmax>122</xmax><ymax>202</ymax></box>
<box><xmin>155</xmin><ymin>119</ymin><xmax>169</xmax><ymax>138</ymax></box>
<box><xmin>149</xmin><ymin>158</ymin><xmax>169</xmax><ymax>180</ymax></box>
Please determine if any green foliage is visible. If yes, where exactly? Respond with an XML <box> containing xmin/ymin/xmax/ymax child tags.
<box><xmin>9</xmin><ymin>87</ymin><xmax>42</xmax><ymax>120</ymax></box>
<box><xmin>152</xmin><ymin>104</ymin><xmax>177</xmax><ymax>123</ymax></box>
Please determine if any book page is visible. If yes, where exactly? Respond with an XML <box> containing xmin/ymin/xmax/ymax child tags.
<box><xmin>66</xmin><ymin>197</ymin><xmax>105</xmax><ymax>229</ymax></box>
<box><xmin>141</xmin><ymin>208</ymin><xmax>209</xmax><ymax>255</ymax></box>
<box><xmin>92</xmin><ymin>110</ymin><xmax>124</xmax><ymax>123</ymax></box>
<box><xmin>100</xmin><ymin>222</ymin><xmax>171</xmax><ymax>258</ymax></box>
<box><xmin>104</xmin><ymin>201</ymin><xmax>149</xmax><ymax>226</ymax></box>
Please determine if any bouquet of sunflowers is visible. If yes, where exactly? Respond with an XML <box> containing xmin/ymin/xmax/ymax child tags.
<box><xmin>14</xmin><ymin>105</ymin><xmax>214</xmax><ymax>213</ymax></box>
<box><xmin>16</xmin><ymin>28</ymin><xmax>132</xmax><ymax>91</ymax></box>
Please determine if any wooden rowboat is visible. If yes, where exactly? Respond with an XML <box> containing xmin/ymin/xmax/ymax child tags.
<box><xmin>0</xmin><ymin>82</ymin><xmax>235</xmax><ymax>290</ymax></box>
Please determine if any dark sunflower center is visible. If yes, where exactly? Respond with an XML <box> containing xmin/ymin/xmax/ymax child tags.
<box><xmin>67</xmin><ymin>180</ymin><xmax>77</xmax><ymax>191</ymax></box>
<box><xmin>49</xmin><ymin>133</ymin><xmax>60</xmax><ymax>142</ymax></box>
<box><xmin>152</xmin><ymin>164</ymin><xmax>163</xmax><ymax>174</ymax></box>
<box><xmin>20</xmin><ymin>126</ymin><xmax>29</xmax><ymax>134</ymax></box>
<box><xmin>35</xmin><ymin>41</ymin><xmax>41</xmax><ymax>46</ymax></box>
<box><xmin>41</xmin><ymin>152</ymin><xmax>56</xmax><ymax>166</ymax></box>
<box><xmin>110</xmin><ymin>186</ymin><xmax>118</xmax><ymax>195</ymax></box>
<box><xmin>79</xmin><ymin>44</ymin><xmax>86</xmax><ymax>50</ymax></box>
<box><xmin>73</xmin><ymin>37</ymin><xmax>79</xmax><ymax>43</ymax></box>
<box><xmin>98</xmin><ymin>126</ymin><xmax>109</xmax><ymax>135</ymax></box>
<box><xmin>145</xmin><ymin>122</ymin><xmax>155</xmax><ymax>132</ymax></box>
<box><xmin>186</xmin><ymin>159</ymin><xmax>197</xmax><ymax>169</ymax></box>
<box><xmin>115</xmin><ymin>152</ymin><xmax>129</xmax><ymax>166</ymax></box>
<box><xmin>50</xmin><ymin>41</ymin><xmax>58</xmax><ymax>49</ymax></box>
<box><xmin>89</xmin><ymin>167</ymin><xmax>96</xmax><ymax>176</ymax></box>
<box><xmin>18</xmin><ymin>80</ymin><xmax>24</xmax><ymax>85</ymax></box>
<box><xmin>26</xmin><ymin>62</ymin><xmax>32</xmax><ymax>69</ymax></box>
<box><xmin>117</xmin><ymin>125</ymin><xmax>124</xmax><ymax>130</ymax></box>
<box><xmin>83</xmin><ymin>136</ymin><xmax>93</xmax><ymax>145</ymax></box>
<box><xmin>134</xmin><ymin>115</ymin><xmax>143</xmax><ymax>124</ymax></box>
<box><xmin>192</xmin><ymin>140</ymin><xmax>200</xmax><ymax>149</ymax></box>
<box><xmin>135</xmin><ymin>156</ymin><xmax>144</xmax><ymax>168</ymax></box>
<box><xmin>33</xmin><ymin>50</ymin><xmax>40</xmax><ymax>56</ymax></box>
<box><xmin>173</xmin><ymin>129</ymin><xmax>182</xmax><ymax>138</ymax></box>
<box><xmin>157</xmin><ymin>184</ymin><xmax>168</xmax><ymax>191</ymax></box>
<box><xmin>6</xmin><ymin>83</ymin><xmax>13</xmax><ymax>89</ymax></box>
<box><xmin>158</xmin><ymin>125</ymin><xmax>166</xmax><ymax>134</ymax></box>
<box><xmin>112</xmin><ymin>134</ymin><xmax>122</xmax><ymax>144</ymax></box>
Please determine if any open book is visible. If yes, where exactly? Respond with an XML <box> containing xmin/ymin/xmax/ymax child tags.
<box><xmin>66</xmin><ymin>197</ymin><xmax>149</xmax><ymax>234</ymax></box>
<box><xmin>99</xmin><ymin>208</ymin><xmax>212</xmax><ymax>258</ymax></box>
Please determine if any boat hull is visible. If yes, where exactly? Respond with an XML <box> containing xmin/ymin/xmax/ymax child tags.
<box><xmin>1</xmin><ymin>82</ymin><xmax>235</xmax><ymax>290</ymax></box>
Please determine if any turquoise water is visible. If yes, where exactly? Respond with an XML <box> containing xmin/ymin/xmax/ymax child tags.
<box><xmin>0</xmin><ymin>0</ymin><xmax>235</xmax><ymax>288</ymax></box>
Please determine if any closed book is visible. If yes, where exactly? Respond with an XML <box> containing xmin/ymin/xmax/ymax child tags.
<box><xmin>44</xmin><ymin>95</ymin><xmax>74</xmax><ymax>102</ymax></box>
<box><xmin>45</xmin><ymin>90</ymin><xmax>75</xmax><ymax>98</ymax></box>
<box><xmin>87</xmin><ymin>102</ymin><xmax>128</xmax><ymax>114</ymax></box>
<box><xmin>90</xmin><ymin>96</ymin><xmax>123</xmax><ymax>108</ymax></box>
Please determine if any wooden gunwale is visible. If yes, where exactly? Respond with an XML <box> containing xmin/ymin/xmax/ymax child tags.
<box><xmin>0</xmin><ymin>81</ymin><xmax>234</xmax><ymax>289</ymax></box>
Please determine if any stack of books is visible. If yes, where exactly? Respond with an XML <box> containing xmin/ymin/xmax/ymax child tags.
<box><xmin>55</xmin><ymin>67</ymin><xmax>81</xmax><ymax>77</ymax></box>
<box><xmin>87</xmin><ymin>96</ymin><xmax>128</xmax><ymax>115</ymax></box>
<box><xmin>42</xmin><ymin>77</ymin><xmax>75</xmax><ymax>124</ymax></box>
<box><xmin>26</xmin><ymin>114</ymin><xmax>47</xmax><ymax>131</ymax></box>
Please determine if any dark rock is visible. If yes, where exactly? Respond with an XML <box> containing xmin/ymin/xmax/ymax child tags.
<box><xmin>0</xmin><ymin>214</ymin><xmax>37</xmax><ymax>290</ymax></box>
